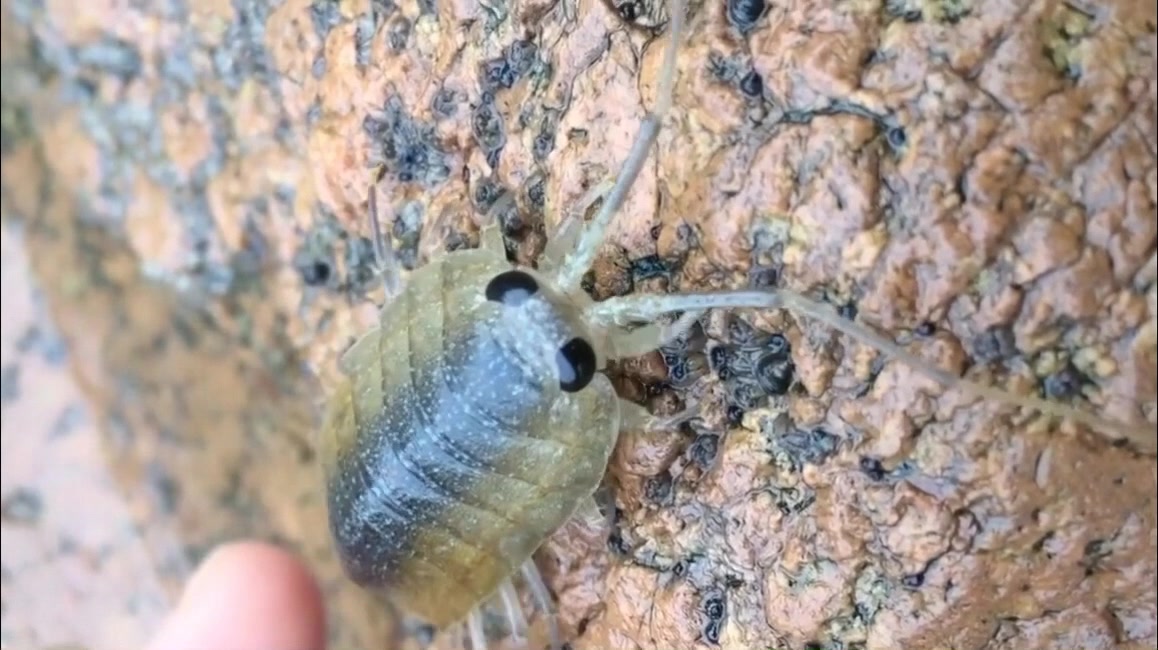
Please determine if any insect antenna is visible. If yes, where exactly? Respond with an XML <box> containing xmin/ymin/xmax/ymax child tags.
<box><xmin>551</xmin><ymin>0</ymin><xmax>688</xmax><ymax>293</ymax></box>
<box><xmin>588</xmin><ymin>287</ymin><xmax>1156</xmax><ymax>453</ymax></box>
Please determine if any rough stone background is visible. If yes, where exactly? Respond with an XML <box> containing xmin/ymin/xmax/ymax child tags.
<box><xmin>1</xmin><ymin>0</ymin><xmax>1155</xmax><ymax>648</ymax></box>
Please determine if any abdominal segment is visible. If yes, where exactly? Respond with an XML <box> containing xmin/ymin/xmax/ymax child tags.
<box><xmin>325</xmin><ymin>326</ymin><xmax>590</xmax><ymax>626</ymax></box>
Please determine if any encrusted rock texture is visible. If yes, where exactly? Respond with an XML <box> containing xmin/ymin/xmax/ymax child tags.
<box><xmin>1</xmin><ymin>0</ymin><xmax>1155</xmax><ymax>648</ymax></box>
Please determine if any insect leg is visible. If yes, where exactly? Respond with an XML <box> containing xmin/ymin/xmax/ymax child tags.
<box><xmin>587</xmin><ymin>288</ymin><xmax>1156</xmax><ymax>453</ymax></box>
<box><xmin>540</xmin><ymin>178</ymin><xmax>616</xmax><ymax>273</ymax></box>
<box><xmin>572</xmin><ymin>489</ymin><xmax>617</xmax><ymax>534</ymax></box>
<box><xmin>498</xmin><ymin>579</ymin><xmax>530</xmax><ymax>645</ymax></box>
<box><xmin>367</xmin><ymin>180</ymin><xmax>402</xmax><ymax>300</ymax></box>
<box><xmin>466</xmin><ymin>606</ymin><xmax>488</xmax><ymax>650</ymax></box>
<box><xmin>550</xmin><ymin>0</ymin><xmax>688</xmax><ymax>292</ymax></box>
<box><xmin>618</xmin><ymin>398</ymin><xmax>698</xmax><ymax>434</ymax></box>
<box><xmin>476</xmin><ymin>190</ymin><xmax>517</xmax><ymax>256</ymax></box>
<box><xmin>520</xmin><ymin>560</ymin><xmax>563</xmax><ymax>650</ymax></box>
<box><xmin>606</xmin><ymin>309</ymin><xmax>702</xmax><ymax>358</ymax></box>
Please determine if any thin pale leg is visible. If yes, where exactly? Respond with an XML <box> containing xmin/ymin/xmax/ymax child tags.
<box><xmin>573</xmin><ymin>496</ymin><xmax>603</xmax><ymax>528</ymax></box>
<box><xmin>367</xmin><ymin>181</ymin><xmax>402</xmax><ymax>300</ymax></box>
<box><xmin>499</xmin><ymin>579</ymin><xmax>530</xmax><ymax>646</ymax></box>
<box><xmin>607</xmin><ymin>309</ymin><xmax>702</xmax><ymax>358</ymax></box>
<box><xmin>335</xmin><ymin>182</ymin><xmax>403</xmax><ymax>374</ymax></box>
<box><xmin>618</xmin><ymin>398</ymin><xmax>698</xmax><ymax>434</ymax></box>
<box><xmin>477</xmin><ymin>191</ymin><xmax>517</xmax><ymax>256</ymax></box>
<box><xmin>573</xmin><ymin>492</ymin><xmax>616</xmax><ymax>532</ymax></box>
<box><xmin>540</xmin><ymin>178</ymin><xmax>616</xmax><ymax>272</ymax></box>
<box><xmin>587</xmin><ymin>288</ymin><xmax>1156</xmax><ymax>453</ymax></box>
<box><xmin>550</xmin><ymin>0</ymin><xmax>688</xmax><ymax>291</ymax></box>
<box><xmin>467</xmin><ymin>607</ymin><xmax>488</xmax><ymax>650</ymax></box>
<box><xmin>520</xmin><ymin>560</ymin><xmax>562</xmax><ymax>650</ymax></box>
<box><xmin>444</xmin><ymin>622</ymin><xmax>464</xmax><ymax>650</ymax></box>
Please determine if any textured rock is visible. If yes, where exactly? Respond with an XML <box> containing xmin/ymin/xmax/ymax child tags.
<box><xmin>1</xmin><ymin>0</ymin><xmax>1154</xmax><ymax>648</ymax></box>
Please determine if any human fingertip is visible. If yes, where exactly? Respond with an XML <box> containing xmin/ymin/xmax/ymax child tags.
<box><xmin>146</xmin><ymin>540</ymin><xmax>326</xmax><ymax>650</ymax></box>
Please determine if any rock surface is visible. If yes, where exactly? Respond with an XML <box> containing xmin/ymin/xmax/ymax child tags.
<box><xmin>1</xmin><ymin>0</ymin><xmax>1155</xmax><ymax>648</ymax></box>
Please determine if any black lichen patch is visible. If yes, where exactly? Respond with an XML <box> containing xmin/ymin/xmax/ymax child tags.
<box><xmin>533</xmin><ymin>109</ymin><xmax>560</xmax><ymax>162</ymax></box>
<box><xmin>710</xmin><ymin>320</ymin><xmax>799</xmax><ymax>413</ymax></box>
<box><xmin>726</xmin><ymin>0</ymin><xmax>766</xmax><ymax>32</ymax></box>
<box><xmin>74</xmin><ymin>37</ymin><xmax>144</xmax><ymax>84</ymax></box>
<box><xmin>724</xmin><ymin>315</ymin><xmax>763</xmax><ymax>347</ymax></box>
<box><xmin>971</xmin><ymin>325</ymin><xmax>1017</xmax><ymax>363</ymax></box>
<box><xmin>1</xmin><ymin>487</ymin><xmax>43</xmax><ymax>525</ymax></box>
<box><xmin>505</xmin><ymin>39</ymin><xmax>538</xmax><ymax>79</ymax></box>
<box><xmin>884</xmin><ymin>0</ymin><xmax>921</xmax><ymax>21</ymax></box>
<box><xmin>901</xmin><ymin>570</ymin><xmax>925</xmax><ymax>589</ymax></box>
<box><xmin>706</xmin><ymin>51</ymin><xmax>768</xmax><ymax>104</ymax></box>
<box><xmin>708</xmin><ymin>51</ymin><xmax>745</xmax><ymax>83</ymax></box>
<box><xmin>472</xmin><ymin>174</ymin><xmax>505</xmax><ymax>213</ymax></box>
<box><xmin>226</xmin><ymin>199</ymin><xmax>276</xmax><ymax>293</ymax></box>
<box><xmin>753</xmin><ymin>352</ymin><xmax>794</xmax><ymax>396</ymax></box>
<box><xmin>643</xmin><ymin>470</ymin><xmax>674</xmax><ymax>505</ymax></box>
<box><xmin>354</xmin><ymin>12</ymin><xmax>377</xmax><ymax>68</ymax></box>
<box><xmin>725</xmin><ymin>403</ymin><xmax>745</xmax><ymax>427</ymax></box>
<box><xmin>688</xmin><ymin>431</ymin><xmax>720</xmax><ymax>469</ymax></box>
<box><xmin>764</xmin><ymin>333</ymin><xmax>789</xmax><ymax>358</ymax></box>
<box><xmin>700</xmin><ymin>589</ymin><xmax>727</xmax><ymax>645</ymax></box>
<box><xmin>471</xmin><ymin>96</ymin><xmax>507</xmax><ymax>168</ymax></box>
<box><xmin>293</xmin><ymin>216</ymin><xmax>342</xmax><ymax>290</ymax></box>
<box><xmin>1042</xmin><ymin>361</ymin><xmax>1088</xmax><ymax>400</ymax></box>
<box><xmin>292</xmin><ymin>202</ymin><xmax>387</xmax><ymax>296</ymax></box>
<box><xmin>1</xmin><ymin>364</ymin><xmax>20</xmax><ymax>404</ymax></box>
<box><xmin>480</xmin><ymin>39</ymin><xmax>540</xmax><ymax>95</ymax></box>
<box><xmin>214</xmin><ymin>1</ymin><xmax>280</xmax><ymax>91</ymax></box>
<box><xmin>495</xmin><ymin>196</ymin><xmax>526</xmax><ymax>237</ymax></box>
<box><xmin>604</xmin><ymin>0</ymin><xmax>669</xmax><ymax>30</ymax></box>
<box><xmin>708</xmin><ymin>344</ymin><xmax>732</xmax><ymax>377</ymax></box>
<box><xmin>364</xmin><ymin>95</ymin><xmax>452</xmax><ymax>187</ymax></box>
<box><xmin>431</xmin><ymin>86</ymin><xmax>460</xmax><ymax>118</ymax></box>
<box><xmin>885</xmin><ymin>123</ymin><xmax>907</xmax><ymax>151</ymax></box>
<box><xmin>664</xmin><ymin>351</ymin><xmax>706</xmax><ymax>387</ymax></box>
<box><xmin>859</xmin><ymin>456</ymin><xmax>887</xmax><ymax>481</ymax></box>
<box><xmin>1</xmin><ymin>100</ymin><xmax>36</xmax><ymax>155</ymax></box>
<box><xmin>614</xmin><ymin>0</ymin><xmax>641</xmax><ymax>23</ymax></box>
<box><xmin>343</xmin><ymin>235</ymin><xmax>381</xmax><ymax>295</ymax></box>
<box><xmin>739</xmin><ymin>68</ymin><xmax>763</xmax><ymax>97</ymax></box>
<box><xmin>146</xmin><ymin>459</ymin><xmax>182</xmax><ymax>514</ymax></box>
<box><xmin>371</xmin><ymin>0</ymin><xmax>398</xmax><ymax>17</ymax></box>
<box><xmin>725</xmin><ymin>377</ymin><xmax>766</xmax><ymax>410</ymax></box>
<box><xmin>525</xmin><ymin>176</ymin><xmax>546</xmax><ymax>214</ymax></box>
<box><xmin>482</xmin><ymin>57</ymin><xmax>516</xmax><ymax>92</ymax></box>
<box><xmin>747</xmin><ymin>263</ymin><xmax>779</xmax><ymax>288</ymax></box>
<box><xmin>391</xmin><ymin>199</ymin><xmax>425</xmax><ymax>270</ymax></box>
<box><xmin>1081</xmin><ymin>537</ymin><xmax>1113</xmax><ymax>576</ymax></box>
<box><xmin>768</xmin><ymin>483</ymin><xmax>816</xmax><ymax>514</ymax></box>
<box><xmin>386</xmin><ymin>15</ymin><xmax>411</xmax><ymax>51</ymax></box>
<box><xmin>629</xmin><ymin>255</ymin><xmax>670</xmax><ymax>285</ymax></box>
<box><xmin>309</xmin><ymin>0</ymin><xmax>344</xmax><ymax>40</ymax></box>
<box><xmin>606</xmin><ymin>507</ymin><xmax>634</xmax><ymax>556</ymax></box>
<box><xmin>16</xmin><ymin>323</ymin><xmax>70</xmax><ymax>366</ymax></box>
<box><xmin>297</xmin><ymin>255</ymin><xmax>328</xmax><ymax>286</ymax></box>
<box><xmin>768</xmin><ymin>427</ymin><xmax>839</xmax><ymax>472</ymax></box>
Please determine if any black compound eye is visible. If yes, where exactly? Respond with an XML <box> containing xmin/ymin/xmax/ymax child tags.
<box><xmin>485</xmin><ymin>270</ymin><xmax>539</xmax><ymax>306</ymax></box>
<box><xmin>556</xmin><ymin>337</ymin><xmax>596</xmax><ymax>392</ymax></box>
